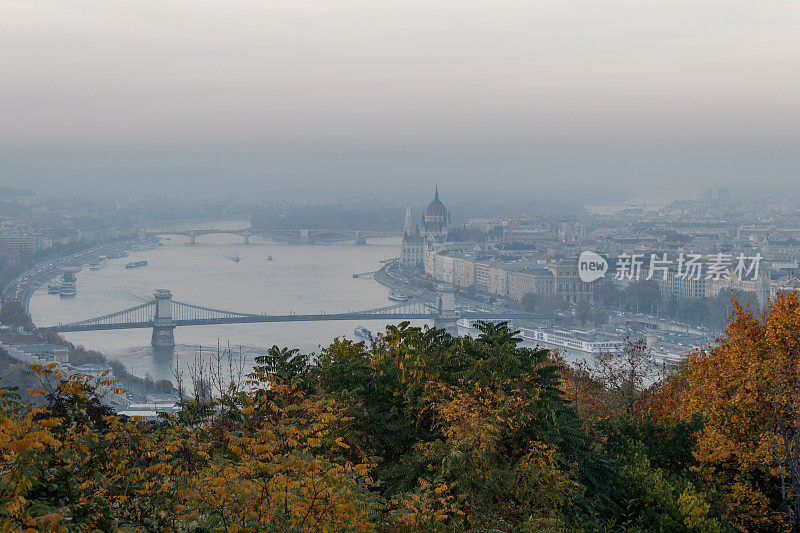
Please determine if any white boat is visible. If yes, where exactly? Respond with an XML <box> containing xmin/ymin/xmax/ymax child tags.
<box><xmin>59</xmin><ymin>282</ymin><xmax>77</xmax><ymax>297</ymax></box>
<box><xmin>59</xmin><ymin>268</ymin><xmax>79</xmax><ymax>297</ymax></box>
<box><xmin>519</xmin><ymin>328</ymin><xmax>618</xmax><ymax>355</ymax></box>
<box><xmin>354</xmin><ymin>326</ymin><xmax>371</xmax><ymax>339</ymax></box>
<box><xmin>388</xmin><ymin>290</ymin><xmax>410</xmax><ymax>302</ymax></box>
<box><xmin>457</xmin><ymin>318</ymin><xmax>481</xmax><ymax>336</ymax></box>
<box><xmin>47</xmin><ymin>280</ymin><xmax>62</xmax><ymax>294</ymax></box>
<box><xmin>231</xmin><ymin>256</ymin><xmax>241</xmax><ymax>263</ymax></box>
<box><xmin>267</xmin><ymin>255</ymin><xmax>273</xmax><ymax>261</ymax></box>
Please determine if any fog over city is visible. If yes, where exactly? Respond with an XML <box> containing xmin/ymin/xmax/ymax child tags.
<box><xmin>5</xmin><ymin>2</ymin><xmax>800</xmax><ymax>531</ymax></box>
<box><xmin>1</xmin><ymin>0</ymin><xmax>799</xmax><ymax>197</ymax></box>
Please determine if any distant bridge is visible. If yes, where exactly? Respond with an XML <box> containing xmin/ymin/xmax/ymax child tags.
<box><xmin>146</xmin><ymin>228</ymin><xmax>402</xmax><ymax>245</ymax></box>
<box><xmin>41</xmin><ymin>287</ymin><xmax>533</xmax><ymax>346</ymax></box>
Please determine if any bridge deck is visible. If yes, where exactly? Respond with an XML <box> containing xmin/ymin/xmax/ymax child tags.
<box><xmin>45</xmin><ymin>312</ymin><xmax>535</xmax><ymax>332</ymax></box>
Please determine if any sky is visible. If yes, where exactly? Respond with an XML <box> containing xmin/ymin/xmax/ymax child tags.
<box><xmin>0</xmin><ymin>0</ymin><xmax>798</xmax><ymax>198</ymax></box>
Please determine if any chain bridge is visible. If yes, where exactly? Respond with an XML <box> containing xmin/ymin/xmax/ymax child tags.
<box><xmin>41</xmin><ymin>287</ymin><xmax>533</xmax><ymax>347</ymax></box>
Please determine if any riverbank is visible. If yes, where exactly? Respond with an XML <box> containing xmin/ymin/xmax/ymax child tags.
<box><xmin>2</xmin><ymin>239</ymin><xmax>138</xmax><ymax>310</ymax></box>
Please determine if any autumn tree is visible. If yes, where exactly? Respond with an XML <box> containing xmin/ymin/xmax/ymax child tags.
<box><xmin>670</xmin><ymin>293</ymin><xmax>800</xmax><ymax>531</ymax></box>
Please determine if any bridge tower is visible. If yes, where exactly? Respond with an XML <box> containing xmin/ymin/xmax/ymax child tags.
<box><xmin>300</xmin><ymin>229</ymin><xmax>309</xmax><ymax>244</ymax></box>
<box><xmin>189</xmin><ymin>231</ymin><xmax>197</xmax><ymax>245</ymax></box>
<box><xmin>434</xmin><ymin>283</ymin><xmax>457</xmax><ymax>334</ymax></box>
<box><xmin>354</xmin><ymin>231</ymin><xmax>366</xmax><ymax>245</ymax></box>
<box><xmin>243</xmin><ymin>230</ymin><xmax>250</xmax><ymax>245</ymax></box>
<box><xmin>151</xmin><ymin>289</ymin><xmax>176</xmax><ymax>347</ymax></box>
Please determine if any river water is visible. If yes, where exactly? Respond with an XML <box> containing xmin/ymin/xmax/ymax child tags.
<box><xmin>29</xmin><ymin>225</ymin><xmax>429</xmax><ymax>381</ymax></box>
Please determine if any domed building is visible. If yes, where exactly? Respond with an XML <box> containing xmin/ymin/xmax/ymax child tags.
<box><xmin>399</xmin><ymin>186</ymin><xmax>451</xmax><ymax>270</ymax></box>
<box><xmin>422</xmin><ymin>185</ymin><xmax>450</xmax><ymax>239</ymax></box>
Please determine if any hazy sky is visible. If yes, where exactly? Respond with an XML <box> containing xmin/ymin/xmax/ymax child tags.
<box><xmin>1</xmin><ymin>0</ymin><xmax>799</xmax><ymax>196</ymax></box>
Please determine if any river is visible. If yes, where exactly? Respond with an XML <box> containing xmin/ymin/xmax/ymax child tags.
<box><xmin>29</xmin><ymin>225</ymin><xmax>429</xmax><ymax>382</ymax></box>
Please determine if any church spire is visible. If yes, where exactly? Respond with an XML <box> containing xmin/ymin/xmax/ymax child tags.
<box><xmin>434</xmin><ymin>183</ymin><xmax>439</xmax><ymax>200</ymax></box>
<box><xmin>403</xmin><ymin>204</ymin><xmax>414</xmax><ymax>236</ymax></box>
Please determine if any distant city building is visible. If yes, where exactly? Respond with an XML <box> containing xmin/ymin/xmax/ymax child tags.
<box><xmin>0</xmin><ymin>232</ymin><xmax>37</xmax><ymax>255</ymax></box>
<box><xmin>704</xmin><ymin>187</ymin><xmax>731</xmax><ymax>203</ymax></box>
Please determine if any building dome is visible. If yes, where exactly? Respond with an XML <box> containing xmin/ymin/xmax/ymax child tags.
<box><xmin>423</xmin><ymin>185</ymin><xmax>449</xmax><ymax>238</ymax></box>
<box><xmin>425</xmin><ymin>198</ymin><xmax>447</xmax><ymax>219</ymax></box>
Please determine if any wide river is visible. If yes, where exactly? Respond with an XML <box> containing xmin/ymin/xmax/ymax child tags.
<box><xmin>30</xmin><ymin>223</ymin><xmax>430</xmax><ymax>381</ymax></box>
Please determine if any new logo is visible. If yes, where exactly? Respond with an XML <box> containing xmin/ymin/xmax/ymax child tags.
<box><xmin>578</xmin><ymin>251</ymin><xmax>608</xmax><ymax>283</ymax></box>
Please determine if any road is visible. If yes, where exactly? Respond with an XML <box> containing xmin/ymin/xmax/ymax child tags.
<box><xmin>1</xmin><ymin>240</ymin><xmax>135</xmax><ymax>310</ymax></box>
<box><xmin>375</xmin><ymin>260</ymin><xmax>550</xmax><ymax>321</ymax></box>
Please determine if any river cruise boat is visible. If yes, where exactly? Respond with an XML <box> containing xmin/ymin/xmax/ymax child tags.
<box><xmin>125</xmin><ymin>260</ymin><xmax>148</xmax><ymax>269</ymax></box>
<box><xmin>354</xmin><ymin>326</ymin><xmax>371</xmax><ymax>340</ymax></box>
<box><xmin>59</xmin><ymin>281</ymin><xmax>77</xmax><ymax>297</ymax></box>
<box><xmin>47</xmin><ymin>280</ymin><xmax>62</xmax><ymax>294</ymax></box>
<box><xmin>519</xmin><ymin>327</ymin><xmax>618</xmax><ymax>355</ymax></box>
<box><xmin>388</xmin><ymin>290</ymin><xmax>410</xmax><ymax>302</ymax></box>
<box><xmin>59</xmin><ymin>268</ymin><xmax>79</xmax><ymax>297</ymax></box>
<box><xmin>267</xmin><ymin>255</ymin><xmax>273</xmax><ymax>261</ymax></box>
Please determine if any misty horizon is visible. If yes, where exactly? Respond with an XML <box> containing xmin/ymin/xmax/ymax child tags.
<box><xmin>2</xmin><ymin>0</ymin><xmax>799</xmax><ymax>199</ymax></box>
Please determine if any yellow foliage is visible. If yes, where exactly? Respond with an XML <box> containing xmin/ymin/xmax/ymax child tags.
<box><xmin>673</xmin><ymin>293</ymin><xmax>800</xmax><ymax>531</ymax></box>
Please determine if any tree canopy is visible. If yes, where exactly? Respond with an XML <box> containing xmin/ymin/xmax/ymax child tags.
<box><xmin>7</xmin><ymin>300</ymin><xmax>800</xmax><ymax>530</ymax></box>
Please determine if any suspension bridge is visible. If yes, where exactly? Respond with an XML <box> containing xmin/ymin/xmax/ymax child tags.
<box><xmin>40</xmin><ymin>287</ymin><xmax>533</xmax><ymax>346</ymax></box>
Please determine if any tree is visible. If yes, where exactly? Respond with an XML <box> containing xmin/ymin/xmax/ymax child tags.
<box><xmin>669</xmin><ymin>293</ymin><xmax>800</xmax><ymax>531</ymax></box>
<box><xmin>575</xmin><ymin>299</ymin><xmax>592</xmax><ymax>325</ymax></box>
<box><xmin>537</xmin><ymin>294</ymin><xmax>568</xmax><ymax>314</ymax></box>
<box><xmin>0</xmin><ymin>301</ymin><xmax>33</xmax><ymax>331</ymax></box>
<box><xmin>707</xmin><ymin>288</ymin><xmax>760</xmax><ymax>328</ymax></box>
<box><xmin>589</xmin><ymin>335</ymin><xmax>658</xmax><ymax>417</ymax></box>
<box><xmin>521</xmin><ymin>292</ymin><xmax>537</xmax><ymax>313</ymax></box>
<box><xmin>625</xmin><ymin>280</ymin><xmax>661</xmax><ymax>315</ymax></box>
<box><xmin>0</xmin><ymin>320</ymin><xmax>737</xmax><ymax>531</ymax></box>
<box><xmin>596</xmin><ymin>278</ymin><xmax>622</xmax><ymax>306</ymax></box>
<box><xmin>593</xmin><ymin>308</ymin><xmax>609</xmax><ymax>327</ymax></box>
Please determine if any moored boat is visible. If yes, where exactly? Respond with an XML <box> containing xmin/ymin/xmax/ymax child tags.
<box><xmin>354</xmin><ymin>326</ymin><xmax>371</xmax><ymax>339</ymax></box>
<box><xmin>388</xmin><ymin>290</ymin><xmax>410</xmax><ymax>302</ymax></box>
<box><xmin>47</xmin><ymin>280</ymin><xmax>62</xmax><ymax>294</ymax></box>
<box><xmin>59</xmin><ymin>282</ymin><xmax>77</xmax><ymax>297</ymax></box>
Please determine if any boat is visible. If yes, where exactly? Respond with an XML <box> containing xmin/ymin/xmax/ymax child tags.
<box><xmin>354</xmin><ymin>326</ymin><xmax>371</xmax><ymax>340</ymax></box>
<box><xmin>47</xmin><ymin>280</ymin><xmax>62</xmax><ymax>294</ymax></box>
<box><xmin>388</xmin><ymin>290</ymin><xmax>410</xmax><ymax>302</ymax></box>
<box><xmin>59</xmin><ymin>282</ymin><xmax>77</xmax><ymax>297</ymax></box>
<box><xmin>267</xmin><ymin>255</ymin><xmax>273</xmax><ymax>261</ymax></box>
<box><xmin>59</xmin><ymin>268</ymin><xmax>79</xmax><ymax>297</ymax></box>
<box><xmin>232</xmin><ymin>256</ymin><xmax>241</xmax><ymax>263</ymax></box>
<box><xmin>125</xmin><ymin>260</ymin><xmax>148</xmax><ymax>269</ymax></box>
<box><xmin>518</xmin><ymin>327</ymin><xmax>618</xmax><ymax>355</ymax></box>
